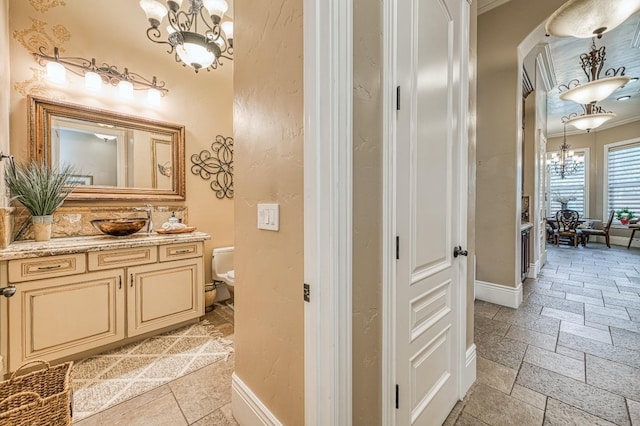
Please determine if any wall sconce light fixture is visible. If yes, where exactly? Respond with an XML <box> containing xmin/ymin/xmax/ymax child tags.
<box><xmin>33</xmin><ymin>46</ymin><xmax>169</xmax><ymax>101</ymax></box>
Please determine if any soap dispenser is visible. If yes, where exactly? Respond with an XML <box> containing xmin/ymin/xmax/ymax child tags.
<box><xmin>169</xmin><ymin>212</ymin><xmax>178</xmax><ymax>224</ymax></box>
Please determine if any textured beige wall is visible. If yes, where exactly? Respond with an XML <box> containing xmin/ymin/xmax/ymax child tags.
<box><xmin>7</xmin><ymin>0</ymin><xmax>234</xmax><ymax>281</ymax></box>
<box><xmin>352</xmin><ymin>0</ymin><xmax>382</xmax><ymax>423</ymax></box>
<box><xmin>548</xmin><ymin>120</ymin><xmax>640</xmax><ymax>241</ymax></box>
<box><xmin>0</xmin><ymin>0</ymin><xmax>9</xmax><ymax>206</ymax></box>
<box><xmin>477</xmin><ymin>0</ymin><xmax>564</xmax><ymax>287</ymax></box>
<box><xmin>233</xmin><ymin>0</ymin><xmax>304</xmax><ymax>424</ymax></box>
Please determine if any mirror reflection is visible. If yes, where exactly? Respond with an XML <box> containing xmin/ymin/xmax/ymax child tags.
<box><xmin>52</xmin><ymin>116</ymin><xmax>173</xmax><ymax>189</ymax></box>
<box><xmin>29</xmin><ymin>96</ymin><xmax>185</xmax><ymax>201</ymax></box>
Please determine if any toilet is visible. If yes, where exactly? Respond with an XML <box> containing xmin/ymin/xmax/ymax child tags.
<box><xmin>212</xmin><ymin>246</ymin><xmax>235</xmax><ymax>303</ymax></box>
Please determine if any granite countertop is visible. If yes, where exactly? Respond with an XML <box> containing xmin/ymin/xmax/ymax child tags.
<box><xmin>0</xmin><ymin>231</ymin><xmax>211</xmax><ymax>261</ymax></box>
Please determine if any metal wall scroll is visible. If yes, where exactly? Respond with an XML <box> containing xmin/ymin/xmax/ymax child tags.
<box><xmin>190</xmin><ymin>135</ymin><xmax>234</xmax><ymax>199</ymax></box>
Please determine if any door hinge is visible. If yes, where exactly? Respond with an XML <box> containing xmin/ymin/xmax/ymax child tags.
<box><xmin>304</xmin><ymin>283</ymin><xmax>310</xmax><ymax>302</ymax></box>
<box><xmin>395</xmin><ymin>384</ymin><xmax>399</xmax><ymax>409</ymax></box>
<box><xmin>396</xmin><ymin>86</ymin><xmax>401</xmax><ymax>111</ymax></box>
<box><xmin>396</xmin><ymin>236</ymin><xmax>400</xmax><ymax>260</ymax></box>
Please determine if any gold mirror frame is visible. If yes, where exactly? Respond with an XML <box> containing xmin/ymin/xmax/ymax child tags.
<box><xmin>28</xmin><ymin>95</ymin><xmax>186</xmax><ymax>201</ymax></box>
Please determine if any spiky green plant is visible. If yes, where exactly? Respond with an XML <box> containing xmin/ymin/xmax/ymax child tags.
<box><xmin>4</xmin><ymin>160</ymin><xmax>79</xmax><ymax>216</ymax></box>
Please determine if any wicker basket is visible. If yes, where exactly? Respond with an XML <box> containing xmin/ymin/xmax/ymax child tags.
<box><xmin>0</xmin><ymin>360</ymin><xmax>72</xmax><ymax>426</ymax></box>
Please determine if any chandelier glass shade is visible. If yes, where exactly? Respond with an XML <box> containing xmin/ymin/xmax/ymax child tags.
<box><xmin>140</xmin><ymin>0</ymin><xmax>233</xmax><ymax>73</ymax></box>
<box><xmin>563</xmin><ymin>104</ymin><xmax>615</xmax><ymax>132</ymax></box>
<box><xmin>545</xmin><ymin>0</ymin><xmax>640</xmax><ymax>39</ymax></box>
<box><xmin>550</xmin><ymin>124</ymin><xmax>584</xmax><ymax>179</ymax></box>
<box><xmin>558</xmin><ymin>39</ymin><xmax>629</xmax><ymax>105</ymax></box>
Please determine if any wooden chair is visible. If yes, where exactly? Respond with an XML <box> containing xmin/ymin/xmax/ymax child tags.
<box><xmin>581</xmin><ymin>209</ymin><xmax>615</xmax><ymax>248</ymax></box>
<box><xmin>555</xmin><ymin>209</ymin><xmax>581</xmax><ymax>247</ymax></box>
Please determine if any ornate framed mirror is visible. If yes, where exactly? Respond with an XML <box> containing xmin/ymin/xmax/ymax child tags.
<box><xmin>28</xmin><ymin>95</ymin><xmax>185</xmax><ymax>201</ymax></box>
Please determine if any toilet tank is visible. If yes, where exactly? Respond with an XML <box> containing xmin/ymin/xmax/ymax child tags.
<box><xmin>212</xmin><ymin>246</ymin><xmax>234</xmax><ymax>280</ymax></box>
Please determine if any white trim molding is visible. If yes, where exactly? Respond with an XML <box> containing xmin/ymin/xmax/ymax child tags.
<box><xmin>231</xmin><ymin>373</ymin><xmax>283</xmax><ymax>426</ymax></box>
<box><xmin>475</xmin><ymin>280</ymin><xmax>523</xmax><ymax>308</ymax></box>
<box><xmin>303</xmin><ymin>0</ymin><xmax>353</xmax><ymax>423</ymax></box>
<box><xmin>461</xmin><ymin>344</ymin><xmax>477</xmax><ymax>397</ymax></box>
<box><xmin>527</xmin><ymin>258</ymin><xmax>541</xmax><ymax>279</ymax></box>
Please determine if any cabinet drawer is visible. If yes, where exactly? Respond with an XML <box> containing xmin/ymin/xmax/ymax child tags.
<box><xmin>8</xmin><ymin>254</ymin><xmax>86</xmax><ymax>283</ymax></box>
<box><xmin>88</xmin><ymin>247</ymin><xmax>157</xmax><ymax>271</ymax></box>
<box><xmin>159</xmin><ymin>242</ymin><xmax>203</xmax><ymax>262</ymax></box>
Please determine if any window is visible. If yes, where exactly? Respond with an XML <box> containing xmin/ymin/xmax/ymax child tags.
<box><xmin>546</xmin><ymin>149</ymin><xmax>588</xmax><ymax>218</ymax></box>
<box><xmin>605</xmin><ymin>140</ymin><xmax>640</xmax><ymax>222</ymax></box>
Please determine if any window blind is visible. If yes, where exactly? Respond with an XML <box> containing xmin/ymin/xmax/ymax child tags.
<box><xmin>548</xmin><ymin>152</ymin><xmax>586</xmax><ymax>217</ymax></box>
<box><xmin>607</xmin><ymin>142</ymin><xmax>640</xmax><ymax>219</ymax></box>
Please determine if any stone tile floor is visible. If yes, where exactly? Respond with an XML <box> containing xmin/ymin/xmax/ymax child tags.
<box><xmin>74</xmin><ymin>303</ymin><xmax>237</xmax><ymax>426</ymax></box>
<box><xmin>446</xmin><ymin>243</ymin><xmax>640</xmax><ymax>426</ymax></box>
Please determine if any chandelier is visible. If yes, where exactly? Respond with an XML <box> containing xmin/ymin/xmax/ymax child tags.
<box><xmin>139</xmin><ymin>0</ymin><xmax>233</xmax><ymax>73</ymax></box>
<box><xmin>549</xmin><ymin>121</ymin><xmax>584</xmax><ymax>179</ymax></box>
<box><xmin>558</xmin><ymin>39</ymin><xmax>629</xmax><ymax>106</ymax></box>
<box><xmin>563</xmin><ymin>103</ymin><xmax>615</xmax><ymax>132</ymax></box>
<box><xmin>546</xmin><ymin>0</ymin><xmax>640</xmax><ymax>39</ymax></box>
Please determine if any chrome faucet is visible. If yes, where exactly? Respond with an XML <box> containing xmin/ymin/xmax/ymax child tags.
<box><xmin>133</xmin><ymin>204</ymin><xmax>153</xmax><ymax>233</ymax></box>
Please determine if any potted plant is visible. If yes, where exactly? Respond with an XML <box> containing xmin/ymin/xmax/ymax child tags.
<box><xmin>4</xmin><ymin>160</ymin><xmax>78</xmax><ymax>242</ymax></box>
<box><xmin>616</xmin><ymin>207</ymin><xmax>635</xmax><ymax>225</ymax></box>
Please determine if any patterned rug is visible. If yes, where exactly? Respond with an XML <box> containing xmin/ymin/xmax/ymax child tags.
<box><xmin>72</xmin><ymin>318</ymin><xmax>234</xmax><ymax>421</ymax></box>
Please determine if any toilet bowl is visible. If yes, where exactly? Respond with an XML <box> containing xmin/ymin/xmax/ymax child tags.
<box><xmin>212</xmin><ymin>246</ymin><xmax>235</xmax><ymax>302</ymax></box>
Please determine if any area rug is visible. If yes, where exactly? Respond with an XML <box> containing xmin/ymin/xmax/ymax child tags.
<box><xmin>71</xmin><ymin>318</ymin><xmax>234</xmax><ymax>421</ymax></box>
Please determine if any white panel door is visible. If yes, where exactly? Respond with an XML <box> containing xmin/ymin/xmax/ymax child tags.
<box><xmin>396</xmin><ymin>0</ymin><xmax>467</xmax><ymax>424</ymax></box>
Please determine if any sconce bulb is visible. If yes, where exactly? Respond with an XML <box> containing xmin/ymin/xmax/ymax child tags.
<box><xmin>84</xmin><ymin>71</ymin><xmax>102</xmax><ymax>92</ymax></box>
<box><xmin>118</xmin><ymin>80</ymin><xmax>134</xmax><ymax>100</ymax></box>
<box><xmin>46</xmin><ymin>61</ymin><xmax>66</xmax><ymax>84</ymax></box>
<box><xmin>147</xmin><ymin>87</ymin><xmax>162</xmax><ymax>104</ymax></box>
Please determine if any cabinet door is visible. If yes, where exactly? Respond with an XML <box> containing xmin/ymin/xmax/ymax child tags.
<box><xmin>127</xmin><ymin>258</ymin><xmax>203</xmax><ymax>337</ymax></box>
<box><xmin>9</xmin><ymin>269</ymin><xmax>125</xmax><ymax>371</ymax></box>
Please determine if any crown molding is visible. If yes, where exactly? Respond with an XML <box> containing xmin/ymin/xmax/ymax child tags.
<box><xmin>477</xmin><ymin>0</ymin><xmax>512</xmax><ymax>15</ymax></box>
<box><xmin>632</xmin><ymin>19</ymin><xmax>640</xmax><ymax>48</ymax></box>
<box><xmin>535</xmin><ymin>43</ymin><xmax>556</xmax><ymax>93</ymax></box>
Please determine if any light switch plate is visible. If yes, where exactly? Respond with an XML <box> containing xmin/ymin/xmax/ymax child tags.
<box><xmin>257</xmin><ymin>203</ymin><xmax>279</xmax><ymax>231</ymax></box>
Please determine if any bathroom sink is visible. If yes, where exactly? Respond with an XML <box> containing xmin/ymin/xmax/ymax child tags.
<box><xmin>91</xmin><ymin>218</ymin><xmax>148</xmax><ymax>237</ymax></box>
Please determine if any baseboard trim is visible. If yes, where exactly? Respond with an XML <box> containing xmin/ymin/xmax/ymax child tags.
<box><xmin>527</xmin><ymin>258</ymin><xmax>541</xmax><ymax>279</ymax></box>
<box><xmin>474</xmin><ymin>280</ymin><xmax>522</xmax><ymax>308</ymax></box>
<box><xmin>461</xmin><ymin>344</ymin><xmax>476</xmax><ymax>397</ymax></box>
<box><xmin>231</xmin><ymin>373</ymin><xmax>282</xmax><ymax>426</ymax></box>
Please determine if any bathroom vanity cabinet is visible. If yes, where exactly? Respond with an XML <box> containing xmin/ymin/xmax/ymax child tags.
<box><xmin>0</xmin><ymin>233</ymin><xmax>209</xmax><ymax>373</ymax></box>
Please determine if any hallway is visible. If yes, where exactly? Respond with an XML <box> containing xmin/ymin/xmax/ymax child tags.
<box><xmin>447</xmin><ymin>243</ymin><xmax>640</xmax><ymax>425</ymax></box>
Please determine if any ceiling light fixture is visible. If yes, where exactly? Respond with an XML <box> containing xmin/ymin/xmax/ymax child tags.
<box><xmin>563</xmin><ymin>105</ymin><xmax>615</xmax><ymax>133</ymax></box>
<box><xmin>139</xmin><ymin>0</ymin><xmax>233</xmax><ymax>73</ymax></box>
<box><xmin>558</xmin><ymin>39</ymin><xmax>629</xmax><ymax>105</ymax></box>
<box><xmin>33</xmin><ymin>46</ymin><xmax>168</xmax><ymax>98</ymax></box>
<box><xmin>545</xmin><ymin>0</ymin><xmax>640</xmax><ymax>39</ymax></box>
<box><xmin>549</xmin><ymin>121</ymin><xmax>584</xmax><ymax>179</ymax></box>
<box><xmin>617</xmin><ymin>95</ymin><xmax>631</xmax><ymax>101</ymax></box>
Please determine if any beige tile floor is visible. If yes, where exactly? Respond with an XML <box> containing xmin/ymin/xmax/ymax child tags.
<box><xmin>446</xmin><ymin>242</ymin><xmax>640</xmax><ymax>425</ymax></box>
<box><xmin>75</xmin><ymin>242</ymin><xmax>640</xmax><ymax>425</ymax></box>
<box><xmin>74</xmin><ymin>304</ymin><xmax>237</xmax><ymax>426</ymax></box>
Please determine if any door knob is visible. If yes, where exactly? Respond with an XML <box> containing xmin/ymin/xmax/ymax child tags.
<box><xmin>453</xmin><ymin>246</ymin><xmax>468</xmax><ymax>258</ymax></box>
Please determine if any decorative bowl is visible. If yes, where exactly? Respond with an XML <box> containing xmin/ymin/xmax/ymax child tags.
<box><xmin>91</xmin><ymin>218</ymin><xmax>147</xmax><ymax>236</ymax></box>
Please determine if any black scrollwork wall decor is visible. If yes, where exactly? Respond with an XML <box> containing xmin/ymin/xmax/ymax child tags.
<box><xmin>190</xmin><ymin>135</ymin><xmax>234</xmax><ymax>199</ymax></box>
